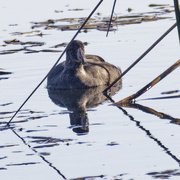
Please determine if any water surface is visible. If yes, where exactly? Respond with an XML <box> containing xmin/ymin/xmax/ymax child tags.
<box><xmin>0</xmin><ymin>0</ymin><xmax>180</xmax><ymax>179</ymax></box>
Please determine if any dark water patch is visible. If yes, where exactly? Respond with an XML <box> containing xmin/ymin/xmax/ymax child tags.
<box><xmin>25</xmin><ymin>129</ymin><xmax>48</xmax><ymax>133</ymax></box>
<box><xmin>0</xmin><ymin>167</ymin><xmax>7</xmax><ymax>170</ymax></box>
<box><xmin>27</xmin><ymin>136</ymin><xmax>74</xmax><ymax>144</ymax></box>
<box><xmin>147</xmin><ymin>169</ymin><xmax>180</xmax><ymax>179</ymax></box>
<box><xmin>90</xmin><ymin>123</ymin><xmax>105</xmax><ymax>126</ymax></box>
<box><xmin>140</xmin><ymin>94</ymin><xmax>180</xmax><ymax>102</ymax></box>
<box><xmin>19</xmin><ymin>109</ymin><xmax>45</xmax><ymax>115</ymax></box>
<box><xmin>0</xmin><ymin>156</ymin><xmax>8</xmax><ymax>160</ymax></box>
<box><xmin>39</xmin><ymin>152</ymin><xmax>51</xmax><ymax>156</ymax></box>
<box><xmin>9</xmin><ymin>24</ymin><xmax>18</xmax><ymax>26</ymax></box>
<box><xmin>71</xmin><ymin>175</ymin><xmax>105</xmax><ymax>180</ymax></box>
<box><xmin>6</xmin><ymin>162</ymin><xmax>40</xmax><ymax>166</ymax></box>
<box><xmin>33</xmin><ymin>143</ymin><xmax>59</xmax><ymax>149</ymax></box>
<box><xmin>40</xmin><ymin>49</ymin><xmax>61</xmax><ymax>53</ymax></box>
<box><xmin>26</xmin><ymin>153</ymin><xmax>34</xmax><ymax>156</ymax></box>
<box><xmin>43</xmin><ymin>125</ymin><xmax>57</xmax><ymax>127</ymax></box>
<box><xmin>0</xmin><ymin>77</ymin><xmax>9</xmax><ymax>80</ymax></box>
<box><xmin>0</xmin><ymin>144</ymin><xmax>19</xmax><ymax>149</ymax></box>
<box><xmin>49</xmin><ymin>110</ymin><xmax>71</xmax><ymax>116</ymax></box>
<box><xmin>0</xmin><ymin>71</ymin><xmax>12</xmax><ymax>75</ymax></box>
<box><xmin>11</xmin><ymin>119</ymin><xmax>28</xmax><ymax>124</ymax></box>
<box><xmin>0</xmin><ymin>124</ymin><xmax>11</xmax><ymax>131</ymax></box>
<box><xmin>76</xmin><ymin>141</ymin><xmax>88</xmax><ymax>145</ymax></box>
<box><xmin>0</xmin><ymin>69</ymin><xmax>12</xmax><ymax>80</ymax></box>
<box><xmin>11</xmin><ymin>151</ymin><xmax>23</xmax><ymax>153</ymax></box>
<box><xmin>0</xmin><ymin>102</ymin><xmax>13</xmax><ymax>107</ymax></box>
<box><xmin>113</xmin><ymin>173</ymin><xmax>128</xmax><ymax>179</ymax></box>
<box><xmin>26</xmin><ymin>115</ymin><xmax>48</xmax><ymax>121</ymax></box>
<box><xmin>106</xmin><ymin>142</ymin><xmax>119</xmax><ymax>146</ymax></box>
<box><xmin>0</xmin><ymin>110</ymin><xmax>15</xmax><ymax>116</ymax></box>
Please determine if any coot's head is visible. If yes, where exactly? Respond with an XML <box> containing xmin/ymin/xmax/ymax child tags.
<box><xmin>66</xmin><ymin>40</ymin><xmax>85</xmax><ymax>64</ymax></box>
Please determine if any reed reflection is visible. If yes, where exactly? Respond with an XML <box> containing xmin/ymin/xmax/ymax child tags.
<box><xmin>116</xmin><ymin>102</ymin><xmax>180</xmax><ymax>125</ymax></box>
<box><xmin>48</xmin><ymin>85</ymin><xmax>121</xmax><ymax>135</ymax></box>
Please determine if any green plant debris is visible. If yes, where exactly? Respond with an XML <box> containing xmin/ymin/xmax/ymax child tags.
<box><xmin>0</xmin><ymin>48</ymin><xmax>61</xmax><ymax>55</ymax></box>
<box><xmin>0</xmin><ymin>4</ymin><xmax>174</xmax><ymax>55</ymax></box>
<box><xmin>4</xmin><ymin>39</ymin><xmax>45</xmax><ymax>46</ymax></box>
<box><xmin>30</xmin><ymin>9</ymin><xmax>172</xmax><ymax>32</ymax></box>
<box><xmin>149</xmin><ymin>4</ymin><xmax>169</xmax><ymax>7</ymax></box>
<box><xmin>51</xmin><ymin>42</ymin><xmax>68</xmax><ymax>48</ymax></box>
<box><xmin>55</xmin><ymin>10</ymin><xmax>63</xmax><ymax>13</ymax></box>
<box><xmin>68</xmin><ymin>8</ymin><xmax>84</xmax><ymax>11</ymax></box>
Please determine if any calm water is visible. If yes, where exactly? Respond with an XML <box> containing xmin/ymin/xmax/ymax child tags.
<box><xmin>0</xmin><ymin>0</ymin><xmax>180</xmax><ymax>179</ymax></box>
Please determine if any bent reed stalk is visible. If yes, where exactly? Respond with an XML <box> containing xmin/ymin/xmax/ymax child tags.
<box><xmin>114</xmin><ymin>59</ymin><xmax>180</xmax><ymax>105</ymax></box>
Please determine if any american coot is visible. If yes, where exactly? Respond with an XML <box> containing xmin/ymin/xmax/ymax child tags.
<box><xmin>47</xmin><ymin>40</ymin><xmax>121</xmax><ymax>89</ymax></box>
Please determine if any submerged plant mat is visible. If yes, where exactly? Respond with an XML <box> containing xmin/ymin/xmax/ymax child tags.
<box><xmin>0</xmin><ymin>4</ymin><xmax>174</xmax><ymax>55</ymax></box>
<box><xmin>147</xmin><ymin>169</ymin><xmax>180</xmax><ymax>179</ymax></box>
<box><xmin>31</xmin><ymin>10</ymin><xmax>172</xmax><ymax>31</ymax></box>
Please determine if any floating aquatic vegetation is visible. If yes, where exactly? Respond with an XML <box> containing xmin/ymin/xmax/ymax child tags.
<box><xmin>147</xmin><ymin>169</ymin><xmax>180</xmax><ymax>179</ymax></box>
<box><xmin>31</xmin><ymin>14</ymin><xmax>167</xmax><ymax>31</ymax></box>
<box><xmin>30</xmin><ymin>4</ymin><xmax>173</xmax><ymax>32</ymax></box>
<box><xmin>149</xmin><ymin>4</ymin><xmax>170</xmax><ymax>7</ymax></box>
<box><xmin>54</xmin><ymin>10</ymin><xmax>63</xmax><ymax>13</ymax></box>
<box><xmin>0</xmin><ymin>47</ymin><xmax>61</xmax><ymax>55</ymax></box>
<box><xmin>0</xmin><ymin>4</ymin><xmax>173</xmax><ymax>56</ymax></box>
<box><xmin>161</xmin><ymin>90</ymin><xmax>180</xmax><ymax>94</ymax></box>
<box><xmin>68</xmin><ymin>8</ymin><xmax>85</xmax><ymax>11</ymax></box>
<box><xmin>10</xmin><ymin>30</ymin><xmax>46</xmax><ymax>37</ymax></box>
<box><xmin>4</xmin><ymin>39</ymin><xmax>45</xmax><ymax>47</ymax></box>
<box><xmin>50</xmin><ymin>42</ymin><xmax>68</xmax><ymax>48</ymax></box>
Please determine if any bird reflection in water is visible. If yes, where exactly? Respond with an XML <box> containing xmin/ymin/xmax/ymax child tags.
<box><xmin>48</xmin><ymin>85</ymin><xmax>121</xmax><ymax>135</ymax></box>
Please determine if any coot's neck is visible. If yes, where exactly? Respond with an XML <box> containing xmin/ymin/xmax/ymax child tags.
<box><xmin>65</xmin><ymin>54</ymin><xmax>83</xmax><ymax>70</ymax></box>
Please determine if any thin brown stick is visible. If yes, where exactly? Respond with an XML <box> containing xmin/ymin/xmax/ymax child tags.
<box><xmin>7</xmin><ymin>0</ymin><xmax>104</xmax><ymax>125</ymax></box>
<box><xmin>103</xmin><ymin>22</ymin><xmax>177</xmax><ymax>93</ymax></box>
<box><xmin>114</xmin><ymin>59</ymin><xmax>180</xmax><ymax>105</ymax></box>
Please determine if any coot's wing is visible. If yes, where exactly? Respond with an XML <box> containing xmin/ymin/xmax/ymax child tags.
<box><xmin>85</xmin><ymin>54</ymin><xmax>105</xmax><ymax>62</ymax></box>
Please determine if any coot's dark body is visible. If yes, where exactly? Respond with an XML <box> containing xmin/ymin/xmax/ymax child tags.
<box><xmin>47</xmin><ymin>40</ymin><xmax>121</xmax><ymax>89</ymax></box>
